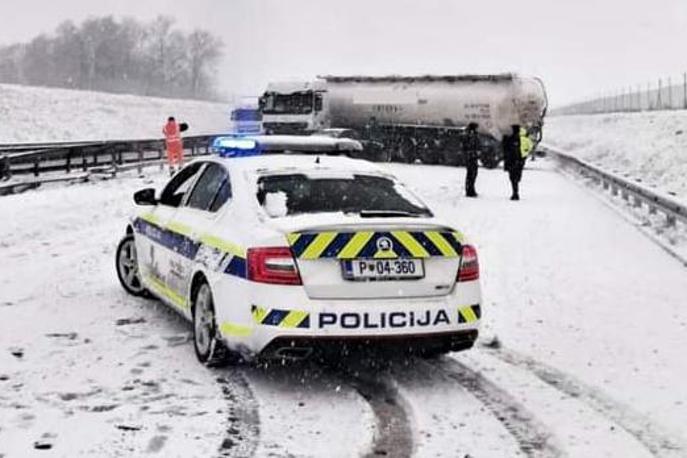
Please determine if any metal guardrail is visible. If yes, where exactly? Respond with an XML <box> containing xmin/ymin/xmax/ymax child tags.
<box><xmin>0</xmin><ymin>134</ymin><xmax>220</xmax><ymax>179</ymax></box>
<box><xmin>541</xmin><ymin>145</ymin><xmax>687</xmax><ymax>227</ymax></box>
<box><xmin>0</xmin><ymin>134</ymin><xmax>222</xmax><ymax>195</ymax></box>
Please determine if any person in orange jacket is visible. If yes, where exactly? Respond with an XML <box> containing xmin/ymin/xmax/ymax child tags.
<box><xmin>162</xmin><ymin>116</ymin><xmax>184</xmax><ymax>175</ymax></box>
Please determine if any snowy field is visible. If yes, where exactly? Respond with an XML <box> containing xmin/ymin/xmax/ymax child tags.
<box><xmin>0</xmin><ymin>84</ymin><xmax>230</xmax><ymax>143</ymax></box>
<box><xmin>545</xmin><ymin>111</ymin><xmax>687</xmax><ymax>201</ymax></box>
<box><xmin>2</xmin><ymin>160</ymin><xmax>687</xmax><ymax>457</ymax></box>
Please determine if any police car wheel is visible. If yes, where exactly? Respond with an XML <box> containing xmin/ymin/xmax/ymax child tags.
<box><xmin>192</xmin><ymin>282</ymin><xmax>237</xmax><ymax>367</ymax></box>
<box><xmin>116</xmin><ymin>235</ymin><xmax>147</xmax><ymax>296</ymax></box>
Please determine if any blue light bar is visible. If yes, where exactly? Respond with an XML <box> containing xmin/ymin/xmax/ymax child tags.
<box><xmin>212</xmin><ymin>136</ymin><xmax>261</xmax><ymax>157</ymax></box>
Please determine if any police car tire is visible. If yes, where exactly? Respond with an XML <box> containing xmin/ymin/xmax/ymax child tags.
<box><xmin>192</xmin><ymin>281</ymin><xmax>240</xmax><ymax>367</ymax></box>
<box><xmin>115</xmin><ymin>234</ymin><xmax>148</xmax><ymax>297</ymax></box>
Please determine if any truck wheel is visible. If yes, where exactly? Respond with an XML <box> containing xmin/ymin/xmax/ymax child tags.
<box><xmin>192</xmin><ymin>281</ymin><xmax>241</xmax><ymax>367</ymax></box>
<box><xmin>115</xmin><ymin>235</ymin><xmax>147</xmax><ymax>297</ymax></box>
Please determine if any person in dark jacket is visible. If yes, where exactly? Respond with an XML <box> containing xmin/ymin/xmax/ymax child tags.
<box><xmin>463</xmin><ymin>122</ymin><xmax>480</xmax><ymax>197</ymax></box>
<box><xmin>503</xmin><ymin>124</ymin><xmax>525</xmax><ymax>200</ymax></box>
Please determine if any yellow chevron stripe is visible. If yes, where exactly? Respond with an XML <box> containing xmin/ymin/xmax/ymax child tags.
<box><xmin>337</xmin><ymin>232</ymin><xmax>374</xmax><ymax>259</ymax></box>
<box><xmin>166</xmin><ymin>220</ymin><xmax>194</xmax><ymax>237</ymax></box>
<box><xmin>287</xmin><ymin>233</ymin><xmax>301</xmax><ymax>246</ymax></box>
<box><xmin>301</xmin><ymin>232</ymin><xmax>338</xmax><ymax>260</ymax></box>
<box><xmin>219</xmin><ymin>322</ymin><xmax>253</xmax><ymax>337</ymax></box>
<box><xmin>143</xmin><ymin>274</ymin><xmax>188</xmax><ymax>310</ymax></box>
<box><xmin>426</xmin><ymin>231</ymin><xmax>458</xmax><ymax>257</ymax></box>
<box><xmin>374</xmin><ymin>249</ymin><xmax>398</xmax><ymax>259</ymax></box>
<box><xmin>468</xmin><ymin>307</ymin><xmax>479</xmax><ymax>323</ymax></box>
<box><xmin>459</xmin><ymin>306</ymin><xmax>478</xmax><ymax>323</ymax></box>
<box><xmin>199</xmin><ymin>234</ymin><xmax>246</xmax><ymax>257</ymax></box>
<box><xmin>392</xmin><ymin>231</ymin><xmax>430</xmax><ymax>258</ymax></box>
<box><xmin>452</xmin><ymin>231</ymin><xmax>466</xmax><ymax>244</ymax></box>
<box><xmin>280</xmin><ymin>310</ymin><xmax>309</xmax><ymax>328</ymax></box>
<box><xmin>252</xmin><ymin>306</ymin><xmax>269</xmax><ymax>324</ymax></box>
<box><xmin>140</xmin><ymin>212</ymin><xmax>162</xmax><ymax>226</ymax></box>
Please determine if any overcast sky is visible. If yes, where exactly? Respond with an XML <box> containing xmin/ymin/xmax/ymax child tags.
<box><xmin>2</xmin><ymin>0</ymin><xmax>686</xmax><ymax>106</ymax></box>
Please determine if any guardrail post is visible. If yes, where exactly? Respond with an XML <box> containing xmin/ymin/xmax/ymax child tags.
<box><xmin>602</xmin><ymin>179</ymin><xmax>609</xmax><ymax>190</ymax></box>
<box><xmin>1</xmin><ymin>155</ymin><xmax>10</xmax><ymax>181</ymax></box>
<box><xmin>81</xmin><ymin>149</ymin><xmax>87</xmax><ymax>171</ymax></box>
<box><xmin>611</xmin><ymin>185</ymin><xmax>618</xmax><ymax>196</ymax></box>
<box><xmin>633</xmin><ymin>196</ymin><xmax>642</xmax><ymax>208</ymax></box>
<box><xmin>137</xmin><ymin>148</ymin><xmax>143</xmax><ymax>176</ymax></box>
<box><xmin>667</xmin><ymin>214</ymin><xmax>677</xmax><ymax>227</ymax></box>
<box><xmin>66</xmin><ymin>148</ymin><xmax>72</xmax><ymax>174</ymax></box>
<box><xmin>158</xmin><ymin>149</ymin><xmax>164</xmax><ymax>171</ymax></box>
<box><xmin>649</xmin><ymin>205</ymin><xmax>657</xmax><ymax>215</ymax></box>
<box><xmin>34</xmin><ymin>158</ymin><xmax>39</xmax><ymax>177</ymax></box>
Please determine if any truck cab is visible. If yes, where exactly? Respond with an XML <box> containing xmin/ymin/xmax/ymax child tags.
<box><xmin>230</xmin><ymin>106</ymin><xmax>263</xmax><ymax>135</ymax></box>
<box><xmin>259</xmin><ymin>80</ymin><xmax>329</xmax><ymax>134</ymax></box>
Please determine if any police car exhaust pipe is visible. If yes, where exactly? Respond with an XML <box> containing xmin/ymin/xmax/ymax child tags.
<box><xmin>274</xmin><ymin>346</ymin><xmax>314</xmax><ymax>360</ymax></box>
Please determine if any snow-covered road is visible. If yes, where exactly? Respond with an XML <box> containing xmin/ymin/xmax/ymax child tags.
<box><xmin>1</xmin><ymin>159</ymin><xmax>686</xmax><ymax>457</ymax></box>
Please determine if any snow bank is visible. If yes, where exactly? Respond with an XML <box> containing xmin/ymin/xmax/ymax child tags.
<box><xmin>0</xmin><ymin>84</ymin><xmax>230</xmax><ymax>143</ymax></box>
<box><xmin>544</xmin><ymin>111</ymin><xmax>687</xmax><ymax>201</ymax></box>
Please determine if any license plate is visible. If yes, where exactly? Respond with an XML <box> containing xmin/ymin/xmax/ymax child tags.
<box><xmin>342</xmin><ymin>258</ymin><xmax>424</xmax><ymax>281</ymax></box>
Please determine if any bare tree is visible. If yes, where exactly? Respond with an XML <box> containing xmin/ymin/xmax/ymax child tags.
<box><xmin>0</xmin><ymin>15</ymin><xmax>224</xmax><ymax>100</ymax></box>
<box><xmin>187</xmin><ymin>30</ymin><xmax>223</xmax><ymax>97</ymax></box>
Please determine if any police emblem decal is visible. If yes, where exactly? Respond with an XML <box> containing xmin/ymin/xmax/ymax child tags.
<box><xmin>376</xmin><ymin>236</ymin><xmax>393</xmax><ymax>252</ymax></box>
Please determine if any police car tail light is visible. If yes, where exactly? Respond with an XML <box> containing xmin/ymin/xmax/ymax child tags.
<box><xmin>247</xmin><ymin>247</ymin><xmax>302</xmax><ymax>285</ymax></box>
<box><xmin>457</xmin><ymin>245</ymin><xmax>480</xmax><ymax>282</ymax></box>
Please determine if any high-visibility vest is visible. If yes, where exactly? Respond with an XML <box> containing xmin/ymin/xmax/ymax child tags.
<box><xmin>163</xmin><ymin>122</ymin><xmax>181</xmax><ymax>144</ymax></box>
<box><xmin>519</xmin><ymin>127</ymin><xmax>533</xmax><ymax>158</ymax></box>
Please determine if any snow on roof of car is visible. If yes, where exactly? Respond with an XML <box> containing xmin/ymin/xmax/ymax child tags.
<box><xmin>217</xmin><ymin>152</ymin><xmax>386</xmax><ymax>177</ymax></box>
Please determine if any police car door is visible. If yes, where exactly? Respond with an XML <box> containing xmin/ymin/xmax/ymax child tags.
<box><xmin>136</xmin><ymin>162</ymin><xmax>204</xmax><ymax>312</ymax></box>
<box><xmin>168</xmin><ymin>162</ymin><xmax>232</xmax><ymax>307</ymax></box>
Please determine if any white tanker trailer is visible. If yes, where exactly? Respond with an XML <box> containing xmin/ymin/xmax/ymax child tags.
<box><xmin>259</xmin><ymin>74</ymin><xmax>547</xmax><ymax>167</ymax></box>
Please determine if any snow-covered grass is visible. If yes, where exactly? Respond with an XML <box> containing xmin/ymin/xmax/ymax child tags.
<box><xmin>0</xmin><ymin>84</ymin><xmax>230</xmax><ymax>144</ymax></box>
<box><xmin>544</xmin><ymin>111</ymin><xmax>687</xmax><ymax>201</ymax></box>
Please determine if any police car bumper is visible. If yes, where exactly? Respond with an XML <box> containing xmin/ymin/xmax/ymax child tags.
<box><xmin>216</xmin><ymin>281</ymin><xmax>482</xmax><ymax>359</ymax></box>
<box><xmin>261</xmin><ymin>329</ymin><xmax>479</xmax><ymax>360</ymax></box>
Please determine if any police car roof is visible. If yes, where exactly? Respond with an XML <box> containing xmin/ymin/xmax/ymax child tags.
<box><xmin>215</xmin><ymin>151</ymin><xmax>385</xmax><ymax>177</ymax></box>
<box><xmin>234</xmin><ymin>134</ymin><xmax>362</xmax><ymax>152</ymax></box>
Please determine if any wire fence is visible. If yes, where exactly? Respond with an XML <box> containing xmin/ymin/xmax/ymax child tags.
<box><xmin>552</xmin><ymin>74</ymin><xmax>687</xmax><ymax>116</ymax></box>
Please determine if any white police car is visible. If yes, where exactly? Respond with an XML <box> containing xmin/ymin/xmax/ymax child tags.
<box><xmin>116</xmin><ymin>135</ymin><xmax>482</xmax><ymax>365</ymax></box>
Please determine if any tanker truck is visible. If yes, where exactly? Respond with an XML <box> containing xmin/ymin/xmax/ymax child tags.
<box><xmin>259</xmin><ymin>74</ymin><xmax>548</xmax><ymax>168</ymax></box>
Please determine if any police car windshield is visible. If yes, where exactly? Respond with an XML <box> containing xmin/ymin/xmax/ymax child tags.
<box><xmin>256</xmin><ymin>173</ymin><xmax>432</xmax><ymax>218</ymax></box>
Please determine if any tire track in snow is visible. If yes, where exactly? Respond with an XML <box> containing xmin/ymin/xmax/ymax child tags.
<box><xmin>334</xmin><ymin>363</ymin><xmax>414</xmax><ymax>458</ymax></box>
<box><xmin>483</xmin><ymin>345</ymin><xmax>687</xmax><ymax>457</ymax></box>
<box><xmin>424</xmin><ymin>358</ymin><xmax>563</xmax><ymax>458</ymax></box>
<box><xmin>214</xmin><ymin>370</ymin><xmax>260</xmax><ymax>458</ymax></box>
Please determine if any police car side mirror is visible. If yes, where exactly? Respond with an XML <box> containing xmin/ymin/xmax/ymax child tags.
<box><xmin>179</xmin><ymin>122</ymin><xmax>189</xmax><ymax>132</ymax></box>
<box><xmin>134</xmin><ymin>188</ymin><xmax>157</xmax><ymax>206</ymax></box>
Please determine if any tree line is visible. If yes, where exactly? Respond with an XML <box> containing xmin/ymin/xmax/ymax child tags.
<box><xmin>0</xmin><ymin>16</ymin><xmax>224</xmax><ymax>100</ymax></box>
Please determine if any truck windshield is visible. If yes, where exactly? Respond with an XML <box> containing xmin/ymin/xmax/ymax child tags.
<box><xmin>256</xmin><ymin>174</ymin><xmax>432</xmax><ymax>218</ymax></box>
<box><xmin>262</xmin><ymin>92</ymin><xmax>313</xmax><ymax>114</ymax></box>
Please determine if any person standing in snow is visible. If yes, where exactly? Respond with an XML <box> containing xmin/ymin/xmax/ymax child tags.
<box><xmin>463</xmin><ymin>122</ymin><xmax>480</xmax><ymax>197</ymax></box>
<box><xmin>503</xmin><ymin>124</ymin><xmax>529</xmax><ymax>200</ymax></box>
<box><xmin>163</xmin><ymin>116</ymin><xmax>184</xmax><ymax>175</ymax></box>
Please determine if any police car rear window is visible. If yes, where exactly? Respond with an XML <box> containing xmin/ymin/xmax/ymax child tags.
<box><xmin>256</xmin><ymin>174</ymin><xmax>432</xmax><ymax>218</ymax></box>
